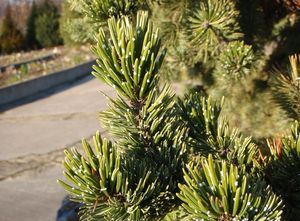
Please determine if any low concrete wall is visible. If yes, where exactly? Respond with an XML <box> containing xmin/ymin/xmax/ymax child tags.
<box><xmin>0</xmin><ymin>60</ymin><xmax>95</xmax><ymax>106</ymax></box>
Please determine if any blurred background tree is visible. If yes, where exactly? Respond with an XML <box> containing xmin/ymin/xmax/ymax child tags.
<box><xmin>0</xmin><ymin>4</ymin><xmax>24</xmax><ymax>54</ymax></box>
<box><xmin>59</xmin><ymin>0</ymin><xmax>93</xmax><ymax>45</ymax></box>
<box><xmin>34</xmin><ymin>0</ymin><xmax>62</xmax><ymax>48</ymax></box>
<box><xmin>25</xmin><ymin>1</ymin><xmax>39</xmax><ymax>49</ymax></box>
<box><xmin>0</xmin><ymin>0</ymin><xmax>62</xmax><ymax>54</ymax></box>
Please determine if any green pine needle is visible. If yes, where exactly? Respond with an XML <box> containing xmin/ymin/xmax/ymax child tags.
<box><xmin>177</xmin><ymin>155</ymin><xmax>283</xmax><ymax>220</ymax></box>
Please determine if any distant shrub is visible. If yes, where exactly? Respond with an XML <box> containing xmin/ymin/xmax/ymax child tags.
<box><xmin>59</xmin><ymin>0</ymin><xmax>95</xmax><ymax>45</ymax></box>
<box><xmin>35</xmin><ymin>0</ymin><xmax>62</xmax><ymax>48</ymax></box>
<box><xmin>0</xmin><ymin>5</ymin><xmax>24</xmax><ymax>54</ymax></box>
<box><xmin>59</xmin><ymin>0</ymin><xmax>80</xmax><ymax>45</ymax></box>
<box><xmin>25</xmin><ymin>1</ymin><xmax>39</xmax><ymax>49</ymax></box>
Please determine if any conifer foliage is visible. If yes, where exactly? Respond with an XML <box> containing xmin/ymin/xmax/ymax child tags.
<box><xmin>59</xmin><ymin>12</ymin><xmax>187</xmax><ymax>220</ymax></box>
<box><xmin>58</xmin><ymin>1</ymin><xmax>300</xmax><ymax>220</ymax></box>
<box><xmin>0</xmin><ymin>5</ymin><xmax>24</xmax><ymax>54</ymax></box>
<box><xmin>272</xmin><ymin>55</ymin><xmax>300</xmax><ymax>121</ymax></box>
<box><xmin>61</xmin><ymin>0</ymin><xmax>148</xmax><ymax>43</ymax></box>
<box><xmin>57</xmin><ymin>9</ymin><xmax>300</xmax><ymax>220</ymax></box>
<box><xmin>25</xmin><ymin>1</ymin><xmax>38</xmax><ymax>49</ymax></box>
<box><xmin>59</xmin><ymin>0</ymin><xmax>94</xmax><ymax>44</ymax></box>
<box><xmin>35</xmin><ymin>0</ymin><xmax>62</xmax><ymax>48</ymax></box>
<box><xmin>263</xmin><ymin>121</ymin><xmax>300</xmax><ymax>219</ymax></box>
<box><xmin>178</xmin><ymin>155</ymin><xmax>282</xmax><ymax>220</ymax></box>
<box><xmin>187</xmin><ymin>0</ymin><xmax>242</xmax><ymax>62</ymax></box>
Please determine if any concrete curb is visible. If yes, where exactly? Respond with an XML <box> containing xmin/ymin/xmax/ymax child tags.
<box><xmin>0</xmin><ymin>60</ymin><xmax>95</xmax><ymax>106</ymax></box>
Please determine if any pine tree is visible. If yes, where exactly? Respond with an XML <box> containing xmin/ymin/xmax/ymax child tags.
<box><xmin>25</xmin><ymin>1</ymin><xmax>38</xmax><ymax>49</ymax></box>
<box><xmin>59</xmin><ymin>0</ymin><xmax>81</xmax><ymax>45</ymax></box>
<box><xmin>59</xmin><ymin>0</ymin><xmax>98</xmax><ymax>45</ymax></box>
<box><xmin>57</xmin><ymin>0</ymin><xmax>300</xmax><ymax>220</ymax></box>
<box><xmin>57</xmin><ymin>11</ymin><xmax>292</xmax><ymax>220</ymax></box>
<box><xmin>35</xmin><ymin>0</ymin><xmax>62</xmax><ymax>48</ymax></box>
<box><xmin>0</xmin><ymin>4</ymin><xmax>24</xmax><ymax>54</ymax></box>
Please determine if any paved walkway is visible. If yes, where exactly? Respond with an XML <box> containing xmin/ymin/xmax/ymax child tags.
<box><xmin>0</xmin><ymin>76</ymin><xmax>114</xmax><ymax>221</ymax></box>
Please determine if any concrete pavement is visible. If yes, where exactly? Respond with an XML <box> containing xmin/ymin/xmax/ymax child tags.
<box><xmin>0</xmin><ymin>76</ymin><xmax>114</xmax><ymax>221</ymax></box>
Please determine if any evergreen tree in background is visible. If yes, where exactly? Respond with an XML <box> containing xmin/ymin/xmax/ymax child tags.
<box><xmin>59</xmin><ymin>0</ymin><xmax>78</xmax><ymax>45</ymax></box>
<box><xmin>59</xmin><ymin>0</ymin><xmax>93</xmax><ymax>45</ymax></box>
<box><xmin>25</xmin><ymin>1</ymin><xmax>38</xmax><ymax>49</ymax></box>
<box><xmin>35</xmin><ymin>0</ymin><xmax>62</xmax><ymax>48</ymax></box>
<box><xmin>0</xmin><ymin>4</ymin><xmax>24</xmax><ymax>54</ymax></box>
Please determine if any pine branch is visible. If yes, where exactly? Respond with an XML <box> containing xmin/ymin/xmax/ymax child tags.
<box><xmin>215</xmin><ymin>41</ymin><xmax>255</xmax><ymax>80</ymax></box>
<box><xmin>57</xmin><ymin>132</ymin><xmax>127</xmax><ymax>220</ymax></box>
<box><xmin>178</xmin><ymin>91</ymin><xmax>258</xmax><ymax>168</ymax></box>
<box><xmin>272</xmin><ymin>54</ymin><xmax>300</xmax><ymax>121</ymax></box>
<box><xmin>149</xmin><ymin>0</ymin><xmax>189</xmax><ymax>45</ymax></box>
<box><xmin>92</xmin><ymin>11</ymin><xmax>166</xmax><ymax>102</ymax></box>
<box><xmin>160</xmin><ymin>32</ymin><xmax>198</xmax><ymax>81</ymax></box>
<box><xmin>68</xmin><ymin>0</ymin><xmax>146</xmax><ymax>24</ymax></box>
<box><xmin>263</xmin><ymin>121</ymin><xmax>300</xmax><ymax>219</ymax></box>
<box><xmin>60</xmin><ymin>12</ymin><xmax>188</xmax><ymax>220</ymax></box>
<box><xmin>186</xmin><ymin>0</ymin><xmax>242</xmax><ymax>62</ymax></box>
<box><xmin>177</xmin><ymin>155</ymin><xmax>283</xmax><ymax>220</ymax></box>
